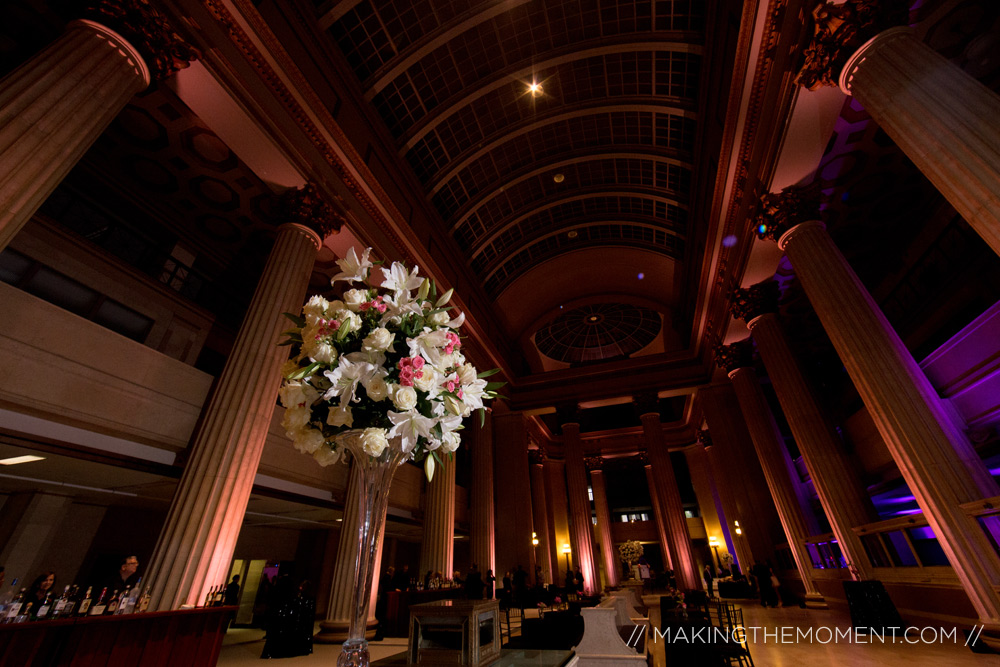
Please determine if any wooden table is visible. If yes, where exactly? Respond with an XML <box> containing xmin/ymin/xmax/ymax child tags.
<box><xmin>384</xmin><ymin>588</ymin><xmax>457</xmax><ymax>637</ymax></box>
<box><xmin>408</xmin><ymin>599</ymin><xmax>500</xmax><ymax>666</ymax></box>
<box><xmin>0</xmin><ymin>606</ymin><xmax>234</xmax><ymax>667</ymax></box>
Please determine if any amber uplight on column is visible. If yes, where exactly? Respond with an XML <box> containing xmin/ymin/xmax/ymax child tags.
<box><xmin>716</xmin><ymin>341</ymin><xmax>826</xmax><ymax>608</ymax></box>
<box><xmin>419</xmin><ymin>456</ymin><xmax>456</xmax><ymax>579</ymax></box>
<box><xmin>756</xmin><ymin>186</ymin><xmax>1000</xmax><ymax>631</ymax></box>
<box><xmin>731</xmin><ymin>280</ymin><xmax>877</xmax><ymax>579</ymax></box>
<box><xmin>529</xmin><ymin>449</ymin><xmax>555</xmax><ymax>584</ymax></box>
<box><xmin>562</xmin><ymin>417</ymin><xmax>598</xmax><ymax>593</ymax></box>
<box><xmin>469</xmin><ymin>414</ymin><xmax>495</xmax><ymax>578</ymax></box>
<box><xmin>635</xmin><ymin>395</ymin><xmax>698</xmax><ymax>591</ymax></box>
<box><xmin>145</xmin><ymin>185</ymin><xmax>339</xmax><ymax>610</ymax></box>
<box><xmin>493</xmin><ymin>410</ymin><xmax>535</xmax><ymax>577</ymax></box>
<box><xmin>587</xmin><ymin>457</ymin><xmax>619</xmax><ymax>589</ymax></box>
<box><xmin>643</xmin><ymin>459</ymin><xmax>672</xmax><ymax>571</ymax></box>
<box><xmin>798</xmin><ymin>1</ymin><xmax>1000</xmax><ymax>257</ymax></box>
<box><xmin>0</xmin><ymin>2</ymin><xmax>198</xmax><ymax>251</ymax></box>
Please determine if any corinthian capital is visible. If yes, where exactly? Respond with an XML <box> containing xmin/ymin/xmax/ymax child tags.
<box><xmin>753</xmin><ymin>184</ymin><xmax>822</xmax><ymax>243</ymax></box>
<box><xmin>796</xmin><ymin>0</ymin><xmax>909</xmax><ymax>91</ymax></box>
<box><xmin>697</xmin><ymin>429</ymin><xmax>713</xmax><ymax>450</ymax></box>
<box><xmin>714</xmin><ymin>339</ymin><xmax>755</xmax><ymax>374</ymax></box>
<box><xmin>584</xmin><ymin>456</ymin><xmax>604</xmax><ymax>472</ymax></box>
<box><xmin>84</xmin><ymin>0</ymin><xmax>200</xmax><ymax>81</ymax></box>
<box><xmin>729</xmin><ymin>280</ymin><xmax>780</xmax><ymax>323</ymax></box>
<box><xmin>279</xmin><ymin>182</ymin><xmax>346</xmax><ymax>239</ymax></box>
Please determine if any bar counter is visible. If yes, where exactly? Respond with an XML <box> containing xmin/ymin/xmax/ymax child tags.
<box><xmin>0</xmin><ymin>605</ymin><xmax>235</xmax><ymax>667</ymax></box>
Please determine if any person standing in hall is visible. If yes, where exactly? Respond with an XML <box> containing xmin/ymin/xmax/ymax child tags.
<box><xmin>485</xmin><ymin>569</ymin><xmax>496</xmax><ymax>599</ymax></box>
<box><xmin>512</xmin><ymin>565</ymin><xmax>528</xmax><ymax>607</ymax></box>
<box><xmin>703</xmin><ymin>564</ymin><xmax>715</xmax><ymax>598</ymax></box>
<box><xmin>224</xmin><ymin>575</ymin><xmax>241</xmax><ymax>605</ymax></box>
<box><xmin>464</xmin><ymin>564</ymin><xmax>484</xmax><ymax>600</ymax></box>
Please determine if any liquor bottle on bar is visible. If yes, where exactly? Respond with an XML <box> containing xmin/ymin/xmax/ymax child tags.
<box><xmin>213</xmin><ymin>584</ymin><xmax>225</xmax><ymax>606</ymax></box>
<box><xmin>137</xmin><ymin>586</ymin><xmax>151</xmax><ymax>613</ymax></box>
<box><xmin>88</xmin><ymin>588</ymin><xmax>108</xmax><ymax>616</ymax></box>
<box><xmin>203</xmin><ymin>587</ymin><xmax>214</xmax><ymax>607</ymax></box>
<box><xmin>76</xmin><ymin>587</ymin><xmax>93</xmax><ymax>616</ymax></box>
<box><xmin>50</xmin><ymin>585</ymin><xmax>71</xmax><ymax>618</ymax></box>
<box><xmin>113</xmin><ymin>587</ymin><xmax>130</xmax><ymax>615</ymax></box>
<box><xmin>35</xmin><ymin>592</ymin><xmax>54</xmax><ymax>619</ymax></box>
<box><xmin>3</xmin><ymin>589</ymin><xmax>25</xmax><ymax>622</ymax></box>
<box><xmin>13</xmin><ymin>602</ymin><xmax>32</xmax><ymax>623</ymax></box>
<box><xmin>120</xmin><ymin>581</ymin><xmax>140</xmax><ymax>615</ymax></box>
<box><xmin>105</xmin><ymin>589</ymin><xmax>121</xmax><ymax>615</ymax></box>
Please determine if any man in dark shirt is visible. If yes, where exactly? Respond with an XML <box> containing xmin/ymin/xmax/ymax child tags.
<box><xmin>464</xmin><ymin>564</ymin><xmax>484</xmax><ymax>600</ymax></box>
<box><xmin>225</xmin><ymin>575</ymin><xmax>241</xmax><ymax>605</ymax></box>
<box><xmin>105</xmin><ymin>555</ymin><xmax>140</xmax><ymax>594</ymax></box>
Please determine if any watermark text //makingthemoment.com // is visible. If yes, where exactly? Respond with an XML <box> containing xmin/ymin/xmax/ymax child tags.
<box><xmin>647</xmin><ymin>625</ymin><xmax>986</xmax><ymax>647</ymax></box>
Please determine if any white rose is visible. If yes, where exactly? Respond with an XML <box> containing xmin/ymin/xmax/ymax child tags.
<box><xmin>338</xmin><ymin>311</ymin><xmax>362</xmax><ymax>338</ymax></box>
<box><xmin>366</xmin><ymin>375</ymin><xmax>389</xmax><ymax>402</ymax></box>
<box><xmin>392</xmin><ymin>385</ymin><xmax>418</xmax><ymax>411</ymax></box>
<box><xmin>293</xmin><ymin>427</ymin><xmax>326</xmax><ymax>454</ymax></box>
<box><xmin>303</xmin><ymin>340</ymin><xmax>337</xmax><ymax>365</ymax></box>
<box><xmin>441</xmin><ymin>431</ymin><xmax>461</xmax><ymax>454</ymax></box>
<box><xmin>363</xmin><ymin>328</ymin><xmax>395</xmax><ymax>352</ymax></box>
<box><xmin>343</xmin><ymin>289</ymin><xmax>367</xmax><ymax>311</ymax></box>
<box><xmin>360</xmin><ymin>428</ymin><xmax>389</xmax><ymax>458</ymax></box>
<box><xmin>279</xmin><ymin>381</ymin><xmax>309</xmax><ymax>409</ymax></box>
<box><xmin>428</xmin><ymin>311</ymin><xmax>450</xmax><ymax>326</ymax></box>
<box><xmin>457</xmin><ymin>363</ymin><xmax>477</xmax><ymax>385</ymax></box>
<box><xmin>413</xmin><ymin>366</ymin><xmax>440</xmax><ymax>393</ymax></box>
<box><xmin>281</xmin><ymin>406</ymin><xmax>311</xmax><ymax>433</ymax></box>
<box><xmin>327</xmin><ymin>404</ymin><xmax>354</xmax><ymax>427</ymax></box>
<box><xmin>303</xmin><ymin>295</ymin><xmax>329</xmax><ymax>323</ymax></box>
<box><xmin>313</xmin><ymin>445</ymin><xmax>341</xmax><ymax>467</ymax></box>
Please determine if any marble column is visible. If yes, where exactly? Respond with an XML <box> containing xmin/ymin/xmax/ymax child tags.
<box><xmin>529</xmin><ymin>450</ymin><xmax>555</xmax><ymax>585</ymax></box>
<box><xmin>692</xmin><ymin>432</ymin><xmax>739</xmax><ymax>572</ymax></box>
<box><xmin>562</xmin><ymin>421</ymin><xmax>599</xmax><ymax>593</ymax></box>
<box><xmin>587</xmin><ymin>459</ymin><xmax>619</xmax><ymax>589</ymax></box>
<box><xmin>469</xmin><ymin>414</ymin><xmax>495</xmax><ymax>579</ymax></box>
<box><xmin>493</xmin><ymin>410</ymin><xmax>535</xmax><ymax>577</ymax></box>
<box><xmin>316</xmin><ymin>464</ymin><xmax>385</xmax><ymax>642</ymax></box>
<box><xmin>684</xmin><ymin>445</ymin><xmax>728</xmax><ymax>570</ymax></box>
<box><xmin>543</xmin><ymin>458</ymin><xmax>571</xmax><ymax>583</ymax></box>
<box><xmin>636</xmin><ymin>402</ymin><xmax>698</xmax><ymax>591</ymax></box>
<box><xmin>732</xmin><ymin>280</ymin><xmax>878</xmax><ymax>579</ymax></box>
<box><xmin>718</xmin><ymin>341</ymin><xmax>826</xmax><ymax>608</ymax></box>
<box><xmin>146</xmin><ymin>186</ymin><xmax>339</xmax><ymax>610</ymax></box>
<box><xmin>799</xmin><ymin>4</ymin><xmax>1000</xmax><ymax>257</ymax></box>
<box><xmin>419</xmin><ymin>455</ymin><xmax>456</xmax><ymax>579</ymax></box>
<box><xmin>644</xmin><ymin>463</ymin><xmax>673</xmax><ymax>571</ymax></box>
<box><xmin>0</xmin><ymin>6</ymin><xmax>197</xmax><ymax>252</ymax></box>
<box><xmin>756</xmin><ymin>195</ymin><xmax>1000</xmax><ymax>629</ymax></box>
<box><xmin>698</xmin><ymin>384</ymin><xmax>783</xmax><ymax>575</ymax></box>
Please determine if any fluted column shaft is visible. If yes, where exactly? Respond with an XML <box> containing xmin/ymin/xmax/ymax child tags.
<box><xmin>530</xmin><ymin>461</ymin><xmax>555</xmax><ymax>584</ymax></box>
<box><xmin>146</xmin><ymin>222</ymin><xmax>320</xmax><ymax>610</ymax></box>
<box><xmin>589</xmin><ymin>469</ymin><xmax>619</xmax><ymax>589</ymax></box>
<box><xmin>840</xmin><ymin>28</ymin><xmax>1000</xmax><ymax>257</ymax></box>
<box><xmin>316</xmin><ymin>464</ymin><xmax>385</xmax><ymax>642</ymax></box>
<box><xmin>493</xmin><ymin>412</ymin><xmax>534</xmax><ymax>576</ymax></box>
<box><xmin>563</xmin><ymin>423</ymin><xmax>598</xmax><ymax>593</ymax></box>
<box><xmin>469</xmin><ymin>416</ymin><xmax>495</xmax><ymax>578</ymax></box>
<box><xmin>750</xmin><ymin>313</ymin><xmax>876</xmax><ymax>578</ymax></box>
<box><xmin>644</xmin><ymin>466</ymin><xmax>673</xmax><ymax>571</ymax></box>
<box><xmin>544</xmin><ymin>459</ymin><xmax>571</xmax><ymax>581</ymax></box>
<box><xmin>0</xmin><ymin>20</ymin><xmax>150</xmax><ymax>252</ymax></box>
<box><xmin>640</xmin><ymin>413</ymin><xmax>698</xmax><ymax>591</ymax></box>
<box><xmin>698</xmin><ymin>385</ymin><xmax>783</xmax><ymax>573</ymax></box>
<box><xmin>728</xmin><ymin>367</ymin><xmax>825</xmax><ymax>606</ymax></box>
<box><xmin>781</xmin><ymin>220</ymin><xmax>1000</xmax><ymax>624</ymax></box>
<box><xmin>419</xmin><ymin>457</ymin><xmax>456</xmax><ymax>578</ymax></box>
<box><xmin>684</xmin><ymin>446</ymin><xmax>729</xmax><ymax>568</ymax></box>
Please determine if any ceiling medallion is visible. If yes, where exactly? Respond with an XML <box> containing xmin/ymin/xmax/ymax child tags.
<box><xmin>535</xmin><ymin>303</ymin><xmax>662</xmax><ymax>364</ymax></box>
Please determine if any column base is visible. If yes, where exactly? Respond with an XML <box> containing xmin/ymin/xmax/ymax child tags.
<box><xmin>314</xmin><ymin>618</ymin><xmax>379</xmax><ymax>643</ymax></box>
<box><xmin>803</xmin><ymin>593</ymin><xmax>829</xmax><ymax>609</ymax></box>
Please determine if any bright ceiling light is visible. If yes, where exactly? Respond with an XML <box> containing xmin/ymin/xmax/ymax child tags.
<box><xmin>553</xmin><ymin>173</ymin><xmax>564</xmax><ymax>183</ymax></box>
<box><xmin>0</xmin><ymin>455</ymin><xmax>45</xmax><ymax>466</ymax></box>
<box><xmin>528</xmin><ymin>81</ymin><xmax>542</xmax><ymax>97</ymax></box>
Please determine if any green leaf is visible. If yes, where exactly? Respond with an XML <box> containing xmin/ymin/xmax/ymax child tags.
<box><xmin>479</xmin><ymin>408</ymin><xmax>486</xmax><ymax>427</ymax></box>
<box><xmin>484</xmin><ymin>381</ymin><xmax>506</xmax><ymax>391</ymax></box>
<box><xmin>277</xmin><ymin>339</ymin><xmax>295</xmax><ymax>347</ymax></box>
<box><xmin>283</xmin><ymin>312</ymin><xmax>306</xmax><ymax>327</ymax></box>
<box><xmin>477</xmin><ymin>368</ymin><xmax>501</xmax><ymax>378</ymax></box>
<box><xmin>287</xmin><ymin>361</ymin><xmax>321</xmax><ymax>380</ymax></box>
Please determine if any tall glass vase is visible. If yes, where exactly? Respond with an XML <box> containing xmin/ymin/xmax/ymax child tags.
<box><xmin>337</xmin><ymin>432</ymin><xmax>409</xmax><ymax>667</ymax></box>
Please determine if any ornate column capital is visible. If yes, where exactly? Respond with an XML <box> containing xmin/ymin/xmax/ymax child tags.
<box><xmin>584</xmin><ymin>456</ymin><xmax>604</xmax><ymax>472</ymax></box>
<box><xmin>795</xmin><ymin>0</ymin><xmax>909</xmax><ymax>91</ymax></box>
<box><xmin>635</xmin><ymin>451</ymin><xmax>650</xmax><ymax>466</ymax></box>
<box><xmin>730</xmin><ymin>280</ymin><xmax>780</xmax><ymax>325</ymax></box>
<box><xmin>632</xmin><ymin>392</ymin><xmax>660</xmax><ymax>419</ymax></box>
<box><xmin>714</xmin><ymin>339</ymin><xmax>755</xmax><ymax>374</ymax></box>
<box><xmin>528</xmin><ymin>448</ymin><xmax>548</xmax><ymax>466</ymax></box>
<box><xmin>697</xmin><ymin>429</ymin><xmax>713</xmax><ymax>450</ymax></box>
<box><xmin>278</xmin><ymin>182</ymin><xmax>346</xmax><ymax>240</ymax></box>
<box><xmin>753</xmin><ymin>184</ymin><xmax>822</xmax><ymax>243</ymax></box>
<box><xmin>83</xmin><ymin>0</ymin><xmax>200</xmax><ymax>81</ymax></box>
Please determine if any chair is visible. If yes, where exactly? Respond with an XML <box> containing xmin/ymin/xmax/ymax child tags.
<box><xmin>499</xmin><ymin>601</ymin><xmax>523</xmax><ymax>644</ymax></box>
<box><xmin>709</xmin><ymin>602</ymin><xmax>754</xmax><ymax>667</ymax></box>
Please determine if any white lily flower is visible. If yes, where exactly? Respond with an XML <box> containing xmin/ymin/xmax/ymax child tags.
<box><xmin>387</xmin><ymin>409</ymin><xmax>436</xmax><ymax>453</ymax></box>
<box><xmin>408</xmin><ymin>328</ymin><xmax>450</xmax><ymax>367</ymax></box>
<box><xmin>322</xmin><ymin>356</ymin><xmax>374</xmax><ymax>405</ymax></box>
<box><xmin>381</xmin><ymin>261</ymin><xmax>423</xmax><ymax>296</ymax></box>
<box><xmin>331</xmin><ymin>247</ymin><xmax>373</xmax><ymax>284</ymax></box>
<box><xmin>447</xmin><ymin>311</ymin><xmax>466</xmax><ymax>329</ymax></box>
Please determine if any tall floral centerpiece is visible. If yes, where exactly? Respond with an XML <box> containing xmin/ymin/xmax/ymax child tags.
<box><xmin>619</xmin><ymin>540</ymin><xmax>644</xmax><ymax>580</ymax></box>
<box><xmin>278</xmin><ymin>248</ymin><xmax>502</xmax><ymax>667</ymax></box>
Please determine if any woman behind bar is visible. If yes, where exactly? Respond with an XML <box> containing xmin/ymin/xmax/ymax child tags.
<box><xmin>25</xmin><ymin>571</ymin><xmax>56</xmax><ymax>616</ymax></box>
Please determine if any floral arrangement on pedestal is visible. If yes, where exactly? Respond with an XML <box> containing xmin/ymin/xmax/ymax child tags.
<box><xmin>277</xmin><ymin>247</ymin><xmax>503</xmax><ymax>481</ymax></box>
<box><xmin>661</xmin><ymin>586</ymin><xmax>686</xmax><ymax>611</ymax></box>
<box><xmin>618</xmin><ymin>540</ymin><xmax>644</xmax><ymax>565</ymax></box>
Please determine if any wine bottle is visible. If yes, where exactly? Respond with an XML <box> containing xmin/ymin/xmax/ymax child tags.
<box><xmin>13</xmin><ymin>602</ymin><xmax>32</xmax><ymax>623</ymax></box>
<box><xmin>88</xmin><ymin>588</ymin><xmax>108</xmax><ymax>616</ymax></box>
<box><xmin>3</xmin><ymin>589</ymin><xmax>25</xmax><ymax>622</ymax></box>
<box><xmin>50</xmin><ymin>585</ymin><xmax>70</xmax><ymax>618</ymax></box>
<box><xmin>76</xmin><ymin>587</ymin><xmax>93</xmax><ymax>616</ymax></box>
<box><xmin>203</xmin><ymin>587</ymin><xmax>213</xmax><ymax>607</ymax></box>
<box><xmin>105</xmin><ymin>589</ymin><xmax>120</xmax><ymax>615</ymax></box>
<box><xmin>213</xmin><ymin>584</ymin><xmax>225</xmax><ymax>606</ymax></box>
<box><xmin>137</xmin><ymin>586</ymin><xmax>151</xmax><ymax>613</ymax></box>
<box><xmin>112</xmin><ymin>587</ymin><xmax>130</xmax><ymax>615</ymax></box>
<box><xmin>35</xmin><ymin>592</ymin><xmax>53</xmax><ymax>619</ymax></box>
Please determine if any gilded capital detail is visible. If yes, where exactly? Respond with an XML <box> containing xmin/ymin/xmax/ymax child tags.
<box><xmin>528</xmin><ymin>448</ymin><xmax>547</xmax><ymax>466</ymax></box>
<box><xmin>753</xmin><ymin>184</ymin><xmax>822</xmax><ymax>243</ymax></box>
<box><xmin>84</xmin><ymin>0</ymin><xmax>200</xmax><ymax>81</ymax></box>
<box><xmin>730</xmin><ymin>280</ymin><xmax>780</xmax><ymax>323</ymax></box>
<box><xmin>279</xmin><ymin>182</ymin><xmax>345</xmax><ymax>240</ymax></box>
<box><xmin>584</xmin><ymin>456</ymin><xmax>604</xmax><ymax>472</ymax></box>
<box><xmin>714</xmin><ymin>339</ymin><xmax>755</xmax><ymax>374</ymax></box>
<box><xmin>697</xmin><ymin>429</ymin><xmax>713</xmax><ymax>450</ymax></box>
<box><xmin>796</xmin><ymin>0</ymin><xmax>909</xmax><ymax>91</ymax></box>
<box><xmin>635</xmin><ymin>452</ymin><xmax>650</xmax><ymax>466</ymax></box>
